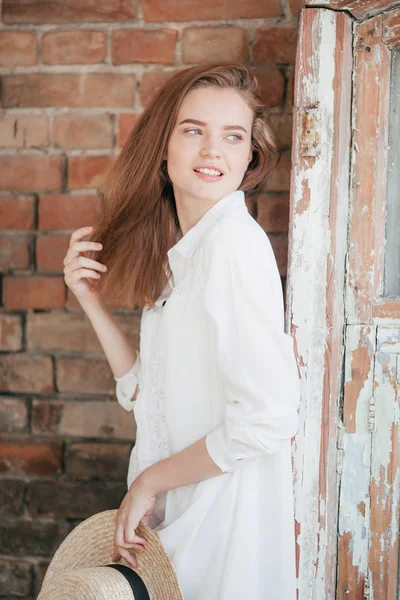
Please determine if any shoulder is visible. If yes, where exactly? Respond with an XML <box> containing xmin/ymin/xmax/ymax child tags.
<box><xmin>200</xmin><ymin>213</ymin><xmax>285</xmax><ymax>328</ymax></box>
<box><xmin>202</xmin><ymin>212</ymin><xmax>279</xmax><ymax>276</ymax></box>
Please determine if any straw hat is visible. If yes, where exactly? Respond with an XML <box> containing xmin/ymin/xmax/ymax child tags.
<box><xmin>37</xmin><ymin>509</ymin><xmax>184</xmax><ymax>600</ymax></box>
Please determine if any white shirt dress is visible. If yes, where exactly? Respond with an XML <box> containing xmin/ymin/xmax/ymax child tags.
<box><xmin>114</xmin><ymin>189</ymin><xmax>301</xmax><ymax>600</ymax></box>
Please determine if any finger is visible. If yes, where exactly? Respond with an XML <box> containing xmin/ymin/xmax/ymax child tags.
<box><xmin>127</xmin><ymin>543</ymin><xmax>146</xmax><ymax>553</ymax></box>
<box><xmin>124</xmin><ymin>526</ymin><xmax>147</xmax><ymax>546</ymax></box>
<box><xmin>69</xmin><ymin>226</ymin><xmax>94</xmax><ymax>245</ymax></box>
<box><xmin>115</xmin><ymin>539</ymin><xmax>146</xmax><ymax>552</ymax></box>
<box><xmin>114</xmin><ymin>516</ymin><xmax>147</xmax><ymax>550</ymax></box>
<box><xmin>65</xmin><ymin>256</ymin><xmax>108</xmax><ymax>274</ymax></box>
<box><xmin>70</xmin><ymin>268</ymin><xmax>102</xmax><ymax>281</ymax></box>
<box><xmin>64</xmin><ymin>241</ymin><xmax>103</xmax><ymax>265</ymax></box>
<box><xmin>114</xmin><ymin>520</ymin><xmax>126</xmax><ymax>550</ymax></box>
<box><xmin>111</xmin><ymin>548</ymin><xmax>121</xmax><ymax>562</ymax></box>
<box><xmin>112</xmin><ymin>546</ymin><xmax>144</xmax><ymax>563</ymax></box>
<box><xmin>118</xmin><ymin>547</ymin><xmax>138</xmax><ymax>569</ymax></box>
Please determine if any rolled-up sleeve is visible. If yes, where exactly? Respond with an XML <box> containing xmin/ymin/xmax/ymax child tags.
<box><xmin>114</xmin><ymin>350</ymin><xmax>141</xmax><ymax>412</ymax></box>
<box><xmin>203</xmin><ymin>225</ymin><xmax>301</xmax><ymax>473</ymax></box>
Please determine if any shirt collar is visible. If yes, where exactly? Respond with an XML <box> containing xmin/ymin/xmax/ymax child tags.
<box><xmin>167</xmin><ymin>189</ymin><xmax>247</xmax><ymax>262</ymax></box>
<box><xmin>153</xmin><ymin>190</ymin><xmax>247</xmax><ymax>308</ymax></box>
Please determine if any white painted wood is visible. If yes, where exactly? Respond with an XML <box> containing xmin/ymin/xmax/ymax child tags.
<box><xmin>287</xmin><ymin>8</ymin><xmax>352</xmax><ymax>599</ymax></box>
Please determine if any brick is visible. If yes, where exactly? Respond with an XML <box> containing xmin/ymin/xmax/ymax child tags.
<box><xmin>68</xmin><ymin>155</ymin><xmax>114</xmax><ymax>189</ymax></box>
<box><xmin>265</xmin><ymin>151</ymin><xmax>291</xmax><ymax>191</ymax></box>
<box><xmin>245</xmin><ymin>195</ymin><xmax>257</xmax><ymax>219</ymax></box>
<box><xmin>286</xmin><ymin>66</ymin><xmax>295</xmax><ymax>111</ymax></box>
<box><xmin>0</xmin><ymin>155</ymin><xmax>61</xmax><ymax>192</ymax></box>
<box><xmin>36</xmin><ymin>234</ymin><xmax>70</xmax><ymax>272</ymax></box>
<box><xmin>3</xmin><ymin>276</ymin><xmax>65</xmax><ymax>309</ymax></box>
<box><xmin>0</xmin><ymin>557</ymin><xmax>32</xmax><ymax>596</ymax></box>
<box><xmin>140</xmin><ymin>69</ymin><xmax>181</xmax><ymax>107</ymax></box>
<box><xmin>257</xmin><ymin>193</ymin><xmax>290</xmax><ymax>232</ymax></box>
<box><xmin>0</xmin><ymin>397</ymin><xmax>28</xmax><ymax>432</ymax></box>
<box><xmin>41</xmin><ymin>30</ymin><xmax>106</xmax><ymax>64</ymax></box>
<box><xmin>0</xmin><ymin>114</ymin><xmax>48</xmax><ymax>149</ymax></box>
<box><xmin>27</xmin><ymin>479</ymin><xmax>126</xmax><ymax>519</ymax></box>
<box><xmin>2</xmin><ymin>73</ymin><xmax>135</xmax><ymax>108</ymax></box>
<box><xmin>112</xmin><ymin>28</ymin><xmax>177</xmax><ymax>65</ymax></box>
<box><xmin>253</xmin><ymin>26</ymin><xmax>298</xmax><ymax>64</ymax></box>
<box><xmin>0</xmin><ymin>314</ymin><xmax>23</xmax><ymax>351</ymax></box>
<box><xmin>0</xmin><ymin>235</ymin><xmax>32</xmax><ymax>270</ymax></box>
<box><xmin>0</xmin><ymin>354</ymin><xmax>53</xmax><ymax>393</ymax></box>
<box><xmin>0</xmin><ymin>30</ymin><xmax>36</xmax><ymax>66</ymax></box>
<box><xmin>0</xmin><ymin>479</ymin><xmax>26</xmax><ymax>517</ymax></box>
<box><xmin>32</xmin><ymin>399</ymin><xmax>136</xmax><ymax>440</ymax></box>
<box><xmin>268</xmin><ymin>233</ymin><xmax>288</xmax><ymax>277</ymax></box>
<box><xmin>0</xmin><ymin>441</ymin><xmax>62</xmax><ymax>476</ymax></box>
<box><xmin>39</xmin><ymin>193</ymin><xmax>100</xmax><ymax>229</ymax></box>
<box><xmin>182</xmin><ymin>27</ymin><xmax>247</xmax><ymax>64</ymax></box>
<box><xmin>66</xmin><ymin>442</ymin><xmax>131</xmax><ymax>479</ymax></box>
<box><xmin>27</xmin><ymin>311</ymin><xmax>141</xmax><ymax>353</ymax></box>
<box><xmin>0</xmin><ymin>519</ymin><xmax>71</xmax><ymax>557</ymax></box>
<box><xmin>53</xmin><ymin>114</ymin><xmax>113</xmax><ymax>149</ymax></box>
<box><xmin>289</xmin><ymin>0</ymin><xmax>304</xmax><ymax>16</ymax></box>
<box><xmin>251</xmin><ymin>67</ymin><xmax>285</xmax><ymax>107</ymax></box>
<box><xmin>268</xmin><ymin>113</ymin><xmax>293</xmax><ymax>150</ymax></box>
<box><xmin>0</xmin><ymin>194</ymin><xmax>35</xmax><ymax>229</ymax></box>
<box><xmin>118</xmin><ymin>113</ymin><xmax>141</xmax><ymax>146</ymax></box>
<box><xmin>142</xmin><ymin>0</ymin><xmax>280</xmax><ymax>21</ymax></box>
<box><xmin>2</xmin><ymin>0</ymin><xmax>138</xmax><ymax>23</ymax></box>
<box><xmin>57</xmin><ymin>357</ymin><xmax>115</xmax><ymax>394</ymax></box>
<box><xmin>33</xmin><ymin>560</ymin><xmax>51</xmax><ymax>598</ymax></box>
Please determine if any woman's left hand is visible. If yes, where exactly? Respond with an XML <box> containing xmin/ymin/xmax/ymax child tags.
<box><xmin>112</xmin><ymin>478</ymin><xmax>157</xmax><ymax>568</ymax></box>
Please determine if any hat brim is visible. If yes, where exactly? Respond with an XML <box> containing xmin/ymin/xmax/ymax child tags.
<box><xmin>38</xmin><ymin>566</ymin><xmax>137</xmax><ymax>600</ymax></box>
<box><xmin>37</xmin><ymin>509</ymin><xmax>183</xmax><ymax>600</ymax></box>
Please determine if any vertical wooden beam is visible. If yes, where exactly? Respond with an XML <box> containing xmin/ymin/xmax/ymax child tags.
<box><xmin>287</xmin><ymin>8</ymin><xmax>353</xmax><ymax>599</ymax></box>
<box><xmin>346</xmin><ymin>17</ymin><xmax>391</xmax><ymax>325</ymax></box>
<box><xmin>370</xmin><ymin>327</ymin><xmax>400</xmax><ymax>600</ymax></box>
<box><xmin>337</xmin><ymin>324</ymin><xmax>375</xmax><ymax>599</ymax></box>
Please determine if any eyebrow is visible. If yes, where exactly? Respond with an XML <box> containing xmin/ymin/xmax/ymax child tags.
<box><xmin>178</xmin><ymin>118</ymin><xmax>248</xmax><ymax>134</ymax></box>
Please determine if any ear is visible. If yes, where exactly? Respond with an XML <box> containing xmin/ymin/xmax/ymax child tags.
<box><xmin>247</xmin><ymin>147</ymin><xmax>253</xmax><ymax>164</ymax></box>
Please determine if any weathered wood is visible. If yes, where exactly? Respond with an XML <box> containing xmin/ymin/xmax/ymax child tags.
<box><xmin>306</xmin><ymin>0</ymin><xmax>400</xmax><ymax>20</ymax></box>
<box><xmin>291</xmin><ymin>5</ymin><xmax>400</xmax><ymax>600</ymax></box>
<box><xmin>383</xmin><ymin>49</ymin><xmax>400</xmax><ymax>297</ymax></box>
<box><xmin>374</xmin><ymin>299</ymin><xmax>400</xmax><ymax>321</ymax></box>
<box><xmin>288</xmin><ymin>8</ymin><xmax>352</xmax><ymax>599</ymax></box>
<box><xmin>383</xmin><ymin>8</ymin><xmax>400</xmax><ymax>49</ymax></box>
<box><xmin>337</xmin><ymin>325</ymin><xmax>375</xmax><ymax>599</ymax></box>
<box><xmin>346</xmin><ymin>16</ymin><xmax>391</xmax><ymax>325</ymax></box>
<box><xmin>370</xmin><ymin>327</ymin><xmax>400</xmax><ymax>599</ymax></box>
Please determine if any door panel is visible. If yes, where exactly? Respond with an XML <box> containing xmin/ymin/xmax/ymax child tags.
<box><xmin>290</xmin><ymin>4</ymin><xmax>400</xmax><ymax>599</ymax></box>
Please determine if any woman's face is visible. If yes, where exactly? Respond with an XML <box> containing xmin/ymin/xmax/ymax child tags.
<box><xmin>165</xmin><ymin>87</ymin><xmax>254</xmax><ymax>205</ymax></box>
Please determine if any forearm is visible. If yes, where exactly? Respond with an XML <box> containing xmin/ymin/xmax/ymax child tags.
<box><xmin>136</xmin><ymin>435</ymin><xmax>224</xmax><ymax>495</ymax></box>
<box><xmin>80</xmin><ymin>296</ymin><xmax>138</xmax><ymax>379</ymax></box>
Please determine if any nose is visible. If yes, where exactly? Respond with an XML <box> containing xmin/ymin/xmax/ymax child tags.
<box><xmin>200</xmin><ymin>134</ymin><xmax>221</xmax><ymax>159</ymax></box>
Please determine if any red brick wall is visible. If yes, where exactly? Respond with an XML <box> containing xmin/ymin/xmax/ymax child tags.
<box><xmin>0</xmin><ymin>1</ymin><xmax>302</xmax><ymax>597</ymax></box>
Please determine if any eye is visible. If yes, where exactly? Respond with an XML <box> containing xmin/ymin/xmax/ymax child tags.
<box><xmin>184</xmin><ymin>128</ymin><xmax>202</xmax><ymax>135</ymax></box>
<box><xmin>227</xmin><ymin>133</ymin><xmax>243</xmax><ymax>141</ymax></box>
<box><xmin>183</xmin><ymin>128</ymin><xmax>243</xmax><ymax>141</ymax></box>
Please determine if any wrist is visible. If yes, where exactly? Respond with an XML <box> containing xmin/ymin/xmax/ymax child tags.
<box><xmin>131</xmin><ymin>468</ymin><xmax>159</xmax><ymax>496</ymax></box>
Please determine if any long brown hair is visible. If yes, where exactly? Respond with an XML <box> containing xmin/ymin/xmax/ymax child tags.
<box><xmin>85</xmin><ymin>63</ymin><xmax>280</xmax><ymax>310</ymax></box>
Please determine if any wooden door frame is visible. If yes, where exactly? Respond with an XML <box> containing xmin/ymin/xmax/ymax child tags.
<box><xmin>288</xmin><ymin>3</ymin><xmax>400</xmax><ymax>599</ymax></box>
<box><xmin>288</xmin><ymin>8</ymin><xmax>353</xmax><ymax>599</ymax></box>
<box><xmin>306</xmin><ymin>0</ymin><xmax>400</xmax><ymax>22</ymax></box>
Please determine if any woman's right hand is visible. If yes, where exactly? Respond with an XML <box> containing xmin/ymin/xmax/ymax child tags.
<box><xmin>63</xmin><ymin>226</ymin><xmax>108</xmax><ymax>304</ymax></box>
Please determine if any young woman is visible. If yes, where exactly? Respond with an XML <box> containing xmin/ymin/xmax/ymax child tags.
<box><xmin>63</xmin><ymin>63</ymin><xmax>301</xmax><ymax>599</ymax></box>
